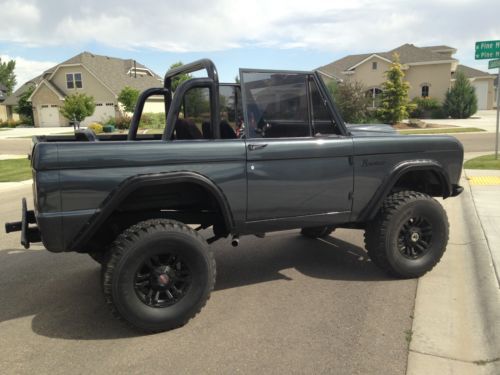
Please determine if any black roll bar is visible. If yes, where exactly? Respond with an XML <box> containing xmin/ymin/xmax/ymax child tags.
<box><xmin>163</xmin><ymin>78</ymin><xmax>220</xmax><ymax>140</ymax></box>
<box><xmin>163</xmin><ymin>59</ymin><xmax>219</xmax><ymax>90</ymax></box>
<box><xmin>128</xmin><ymin>87</ymin><xmax>169</xmax><ymax>140</ymax></box>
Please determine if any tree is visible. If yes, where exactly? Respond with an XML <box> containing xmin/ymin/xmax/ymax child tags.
<box><xmin>376</xmin><ymin>53</ymin><xmax>410</xmax><ymax>124</ymax></box>
<box><xmin>327</xmin><ymin>79</ymin><xmax>371</xmax><ymax>123</ymax></box>
<box><xmin>14</xmin><ymin>85</ymin><xmax>35</xmax><ymax>125</ymax></box>
<box><xmin>443</xmin><ymin>71</ymin><xmax>477</xmax><ymax>119</ymax></box>
<box><xmin>118</xmin><ymin>86</ymin><xmax>140</xmax><ymax>113</ymax></box>
<box><xmin>60</xmin><ymin>93</ymin><xmax>96</xmax><ymax>123</ymax></box>
<box><xmin>0</xmin><ymin>58</ymin><xmax>16</xmax><ymax>95</ymax></box>
<box><xmin>235</xmin><ymin>75</ymin><xmax>240</xmax><ymax>84</ymax></box>
<box><xmin>169</xmin><ymin>61</ymin><xmax>191</xmax><ymax>92</ymax></box>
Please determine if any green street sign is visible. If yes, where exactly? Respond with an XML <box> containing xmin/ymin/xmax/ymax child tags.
<box><xmin>475</xmin><ymin>40</ymin><xmax>500</xmax><ymax>59</ymax></box>
<box><xmin>489</xmin><ymin>59</ymin><xmax>500</xmax><ymax>69</ymax></box>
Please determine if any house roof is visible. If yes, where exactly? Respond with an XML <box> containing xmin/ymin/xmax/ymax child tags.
<box><xmin>45</xmin><ymin>52</ymin><xmax>162</xmax><ymax>95</ymax></box>
<box><xmin>317</xmin><ymin>43</ymin><xmax>457</xmax><ymax>79</ymax></box>
<box><xmin>454</xmin><ymin>64</ymin><xmax>494</xmax><ymax>79</ymax></box>
<box><xmin>2</xmin><ymin>76</ymin><xmax>42</xmax><ymax>106</ymax></box>
<box><xmin>5</xmin><ymin>52</ymin><xmax>162</xmax><ymax>106</ymax></box>
<box><xmin>420</xmin><ymin>45</ymin><xmax>457</xmax><ymax>53</ymax></box>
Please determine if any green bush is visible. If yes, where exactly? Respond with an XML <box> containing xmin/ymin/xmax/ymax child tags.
<box><xmin>114</xmin><ymin>115</ymin><xmax>131</xmax><ymax>130</ymax></box>
<box><xmin>0</xmin><ymin>119</ymin><xmax>23</xmax><ymax>128</ymax></box>
<box><xmin>409</xmin><ymin>97</ymin><xmax>443</xmax><ymax>118</ymax></box>
<box><xmin>87</xmin><ymin>122</ymin><xmax>103</xmax><ymax>134</ymax></box>
<box><xmin>443</xmin><ymin>71</ymin><xmax>478</xmax><ymax>119</ymax></box>
<box><xmin>139</xmin><ymin>112</ymin><xmax>165</xmax><ymax>129</ymax></box>
<box><xmin>326</xmin><ymin>80</ymin><xmax>371</xmax><ymax>123</ymax></box>
<box><xmin>103</xmin><ymin>125</ymin><xmax>115</xmax><ymax>133</ymax></box>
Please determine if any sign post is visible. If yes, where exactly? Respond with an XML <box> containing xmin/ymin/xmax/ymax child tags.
<box><xmin>476</xmin><ymin>40</ymin><xmax>500</xmax><ymax>159</ymax></box>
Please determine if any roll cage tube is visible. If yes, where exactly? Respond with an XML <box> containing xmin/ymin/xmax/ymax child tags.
<box><xmin>163</xmin><ymin>78</ymin><xmax>220</xmax><ymax>140</ymax></box>
<box><xmin>128</xmin><ymin>87</ymin><xmax>169</xmax><ymax>140</ymax></box>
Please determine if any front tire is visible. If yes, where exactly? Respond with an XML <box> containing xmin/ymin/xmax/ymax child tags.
<box><xmin>102</xmin><ymin>219</ymin><xmax>215</xmax><ymax>332</ymax></box>
<box><xmin>364</xmin><ymin>191</ymin><xmax>449</xmax><ymax>279</ymax></box>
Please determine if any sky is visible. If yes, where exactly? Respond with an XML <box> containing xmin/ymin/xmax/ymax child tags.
<box><xmin>1</xmin><ymin>0</ymin><xmax>499</xmax><ymax>90</ymax></box>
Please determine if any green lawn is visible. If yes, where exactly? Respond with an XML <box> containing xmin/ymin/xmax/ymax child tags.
<box><xmin>464</xmin><ymin>154</ymin><xmax>500</xmax><ymax>170</ymax></box>
<box><xmin>0</xmin><ymin>158</ymin><xmax>32</xmax><ymax>182</ymax></box>
<box><xmin>398</xmin><ymin>127</ymin><xmax>485</xmax><ymax>135</ymax></box>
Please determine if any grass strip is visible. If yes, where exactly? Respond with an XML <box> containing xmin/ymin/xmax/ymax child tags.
<box><xmin>464</xmin><ymin>154</ymin><xmax>500</xmax><ymax>170</ymax></box>
<box><xmin>0</xmin><ymin>158</ymin><xmax>32</xmax><ymax>182</ymax></box>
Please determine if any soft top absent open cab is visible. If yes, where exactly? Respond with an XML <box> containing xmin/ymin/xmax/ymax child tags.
<box><xmin>5</xmin><ymin>59</ymin><xmax>463</xmax><ymax>332</ymax></box>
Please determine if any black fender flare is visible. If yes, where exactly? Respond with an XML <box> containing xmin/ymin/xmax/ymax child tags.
<box><xmin>69</xmin><ymin>171</ymin><xmax>234</xmax><ymax>251</ymax></box>
<box><xmin>358</xmin><ymin>159</ymin><xmax>451</xmax><ymax>222</ymax></box>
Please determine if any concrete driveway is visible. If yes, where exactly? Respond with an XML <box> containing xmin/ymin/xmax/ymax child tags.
<box><xmin>427</xmin><ymin>110</ymin><xmax>498</xmax><ymax>132</ymax></box>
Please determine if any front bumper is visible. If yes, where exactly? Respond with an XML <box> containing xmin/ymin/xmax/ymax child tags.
<box><xmin>451</xmin><ymin>184</ymin><xmax>464</xmax><ymax>197</ymax></box>
<box><xmin>4</xmin><ymin>198</ymin><xmax>41</xmax><ymax>249</ymax></box>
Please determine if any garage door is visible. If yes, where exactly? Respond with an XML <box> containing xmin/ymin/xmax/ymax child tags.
<box><xmin>39</xmin><ymin>105</ymin><xmax>61</xmax><ymax>127</ymax></box>
<box><xmin>472</xmin><ymin>80</ymin><xmax>488</xmax><ymax>110</ymax></box>
<box><xmin>82</xmin><ymin>103</ymin><xmax>116</xmax><ymax>126</ymax></box>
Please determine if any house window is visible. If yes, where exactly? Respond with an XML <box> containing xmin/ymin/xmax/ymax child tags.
<box><xmin>66</xmin><ymin>74</ymin><xmax>74</xmax><ymax>89</ymax></box>
<box><xmin>421</xmin><ymin>85</ymin><xmax>429</xmax><ymax>97</ymax></box>
<box><xmin>372</xmin><ymin>62</ymin><xmax>378</xmax><ymax>70</ymax></box>
<box><xmin>106</xmin><ymin>103</ymin><xmax>114</xmax><ymax>106</ymax></box>
<box><xmin>75</xmin><ymin>73</ymin><xmax>82</xmax><ymax>88</ymax></box>
<box><xmin>95</xmin><ymin>103</ymin><xmax>103</xmax><ymax>106</ymax></box>
<box><xmin>66</xmin><ymin>73</ymin><xmax>83</xmax><ymax>89</ymax></box>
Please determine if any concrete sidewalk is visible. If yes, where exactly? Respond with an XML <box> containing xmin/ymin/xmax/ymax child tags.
<box><xmin>408</xmin><ymin>168</ymin><xmax>500</xmax><ymax>374</ymax></box>
<box><xmin>0</xmin><ymin>126</ymin><xmax>75</xmax><ymax>140</ymax></box>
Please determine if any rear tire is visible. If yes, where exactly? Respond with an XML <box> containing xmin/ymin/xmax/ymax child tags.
<box><xmin>102</xmin><ymin>219</ymin><xmax>215</xmax><ymax>332</ymax></box>
<box><xmin>364</xmin><ymin>191</ymin><xmax>449</xmax><ymax>279</ymax></box>
<box><xmin>300</xmin><ymin>226</ymin><xmax>335</xmax><ymax>239</ymax></box>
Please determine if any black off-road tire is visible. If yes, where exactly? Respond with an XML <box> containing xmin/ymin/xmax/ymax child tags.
<box><xmin>102</xmin><ymin>219</ymin><xmax>215</xmax><ymax>332</ymax></box>
<box><xmin>300</xmin><ymin>226</ymin><xmax>335</xmax><ymax>239</ymax></box>
<box><xmin>364</xmin><ymin>191</ymin><xmax>449</xmax><ymax>279</ymax></box>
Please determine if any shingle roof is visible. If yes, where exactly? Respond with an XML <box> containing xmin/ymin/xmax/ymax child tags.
<box><xmin>47</xmin><ymin>52</ymin><xmax>162</xmax><ymax>94</ymax></box>
<box><xmin>316</xmin><ymin>43</ymin><xmax>457</xmax><ymax>79</ymax></box>
<box><xmin>2</xmin><ymin>76</ymin><xmax>41</xmax><ymax>106</ymax></box>
<box><xmin>420</xmin><ymin>45</ymin><xmax>456</xmax><ymax>52</ymax></box>
<box><xmin>4</xmin><ymin>52</ymin><xmax>162</xmax><ymax>105</ymax></box>
<box><xmin>455</xmin><ymin>64</ymin><xmax>493</xmax><ymax>79</ymax></box>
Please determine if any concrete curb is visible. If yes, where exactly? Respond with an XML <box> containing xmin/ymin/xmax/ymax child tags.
<box><xmin>407</xmin><ymin>175</ymin><xmax>500</xmax><ymax>374</ymax></box>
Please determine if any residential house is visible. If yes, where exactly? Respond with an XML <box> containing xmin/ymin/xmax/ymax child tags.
<box><xmin>317</xmin><ymin>44</ymin><xmax>496</xmax><ymax>110</ymax></box>
<box><xmin>8</xmin><ymin>52</ymin><xmax>163</xmax><ymax>127</ymax></box>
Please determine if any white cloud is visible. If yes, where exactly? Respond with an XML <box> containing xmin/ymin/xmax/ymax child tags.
<box><xmin>0</xmin><ymin>55</ymin><xmax>57</xmax><ymax>90</ymax></box>
<box><xmin>0</xmin><ymin>0</ymin><xmax>499</xmax><ymax>71</ymax></box>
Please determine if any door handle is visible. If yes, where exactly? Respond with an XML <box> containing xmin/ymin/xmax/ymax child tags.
<box><xmin>248</xmin><ymin>143</ymin><xmax>268</xmax><ymax>151</ymax></box>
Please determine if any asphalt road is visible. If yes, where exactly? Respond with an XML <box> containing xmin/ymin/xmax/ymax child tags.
<box><xmin>0</xmin><ymin>132</ymin><xmax>497</xmax><ymax>155</ymax></box>
<box><xmin>0</xmin><ymin>186</ymin><xmax>416</xmax><ymax>374</ymax></box>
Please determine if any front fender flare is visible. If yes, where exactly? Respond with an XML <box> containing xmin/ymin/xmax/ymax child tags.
<box><xmin>358</xmin><ymin>159</ymin><xmax>451</xmax><ymax>222</ymax></box>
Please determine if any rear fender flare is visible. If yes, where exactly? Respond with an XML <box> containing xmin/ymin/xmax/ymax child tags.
<box><xmin>69</xmin><ymin>171</ymin><xmax>234</xmax><ymax>251</ymax></box>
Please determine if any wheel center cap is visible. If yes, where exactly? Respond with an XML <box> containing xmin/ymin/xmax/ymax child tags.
<box><xmin>410</xmin><ymin>232</ymin><xmax>420</xmax><ymax>242</ymax></box>
<box><xmin>157</xmin><ymin>273</ymin><xmax>170</xmax><ymax>286</ymax></box>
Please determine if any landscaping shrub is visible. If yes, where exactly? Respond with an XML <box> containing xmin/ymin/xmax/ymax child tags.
<box><xmin>139</xmin><ymin>112</ymin><xmax>165</xmax><ymax>129</ymax></box>
<box><xmin>87</xmin><ymin>123</ymin><xmax>103</xmax><ymax>134</ymax></box>
<box><xmin>103</xmin><ymin>125</ymin><xmax>115</xmax><ymax>133</ymax></box>
<box><xmin>327</xmin><ymin>80</ymin><xmax>371</xmax><ymax>123</ymax></box>
<box><xmin>443</xmin><ymin>71</ymin><xmax>478</xmax><ymax>119</ymax></box>
<box><xmin>409</xmin><ymin>97</ymin><xmax>442</xmax><ymax>119</ymax></box>
<box><xmin>0</xmin><ymin>119</ymin><xmax>23</xmax><ymax>128</ymax></box>
<box><xmin>114</xmin><ymin>115</ymin><xmax>131</xmax><ymax>130</ymax></box>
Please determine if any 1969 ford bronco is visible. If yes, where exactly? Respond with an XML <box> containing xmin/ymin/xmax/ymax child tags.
<box><xmin>5</xmin><ymin>59</ymin><xmax>463</xmax><ymax>332</ymax></box>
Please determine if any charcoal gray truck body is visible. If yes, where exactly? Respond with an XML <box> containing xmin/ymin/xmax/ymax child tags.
<box><xmin>6</xmin><ymin>59</ymin><xmax>463</xmax><ymax>332</ymax></box>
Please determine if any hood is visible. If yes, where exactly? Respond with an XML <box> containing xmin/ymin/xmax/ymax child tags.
<box><xmin>346</xmin><ymin>123</ymin><xmax>398</xmax><ymax>136</ymax></box>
